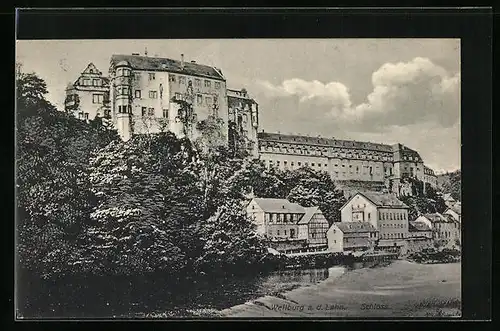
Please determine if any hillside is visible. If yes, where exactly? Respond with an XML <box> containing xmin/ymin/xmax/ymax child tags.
<box><xmin>437</xmin><ymin>170</ymin><xmax>461</xmax><ymax>201</ymax></box>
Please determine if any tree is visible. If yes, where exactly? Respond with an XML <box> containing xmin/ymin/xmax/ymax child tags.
<box><xmin>16</xmin><ymin>68</ymin><xmax>119</xmax><ymax>278</ymax></box>
<box><xmin>286</xmin><ymin>170</ymin><xmax>346</xmax><ymax>224</ymax></box>
<box><xmin>194</xmin><ymin>198</ymin><xmax>268</xmax><ymax>274</ymax></box>
<box><xmin>74</xmin><ymin>135</ymin><xmax>191</xmax><ymax>275</ymax></box>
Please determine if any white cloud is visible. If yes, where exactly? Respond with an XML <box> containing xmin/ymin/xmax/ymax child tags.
<box><xmin>258</xmin><ymin>57</ymin><xmax>460</xmax><ymax>131</ymax></box>
<box><xmin>257</xmin><ymin>78</ymin><xmax>351</xmax><ymax>113</ymax></box>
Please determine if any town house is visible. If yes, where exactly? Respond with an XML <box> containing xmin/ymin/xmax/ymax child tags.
<box><xmin>340</xmin><ymin>191</ymin><xmax>409</xmax><ymax>253</ymax></box>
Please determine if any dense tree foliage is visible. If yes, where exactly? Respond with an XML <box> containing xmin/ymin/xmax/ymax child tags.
<box><xmin>400</xmin><ymin>178</ymin><xmax>447</xmax><ymax>221</ymax></box>
<box><xmin>16</xmin><ymin>68</ymin><xmax>120</xmax><ymax>278</ymax></box>
<box><xmin>16</xmin><ymin>68</ymin><xmax>347</xmax><ymax>280</ymax></box>
<box><xmin>437</xmin><ymin>170</ymin><xmax>461</xmax><ymax>201</ymax></box>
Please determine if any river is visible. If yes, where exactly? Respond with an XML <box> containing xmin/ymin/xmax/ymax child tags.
<box><xmin>17</xmin><ymin>260</ymin><xmax>461</xmax><ymax>319</ymax></box>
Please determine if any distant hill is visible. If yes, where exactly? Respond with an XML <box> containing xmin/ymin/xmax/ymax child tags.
<box><xmin>437</xmin><ymin>170</ymin><xmax>461</xmax><ymax>201</ymax></box>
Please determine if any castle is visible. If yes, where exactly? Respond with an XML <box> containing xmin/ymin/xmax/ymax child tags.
<box><xmin>64</xmin><ymin>53</ymin><xmax>438</xmax><ymax>192</ymax></box>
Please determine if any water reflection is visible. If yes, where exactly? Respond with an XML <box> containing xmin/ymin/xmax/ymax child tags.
<box><xmin>19</xmin><ymin>263</ymin><xmax>378</xmax><ymax>319</ymax></box>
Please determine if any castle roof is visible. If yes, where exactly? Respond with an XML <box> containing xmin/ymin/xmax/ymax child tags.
<box><xmin>110</xmin><ymin>54</ymin><xmax>225</xmax><ymax>81</ymax></box>
<box><xmin>335</xmin><ymin>222</ymin><xmax>377</xmax><ymax>233</ymax></box>
<box><xmin>251</xmin><ymin>198</ymin><xmax>305</xmax><ymax>214</ymax></box>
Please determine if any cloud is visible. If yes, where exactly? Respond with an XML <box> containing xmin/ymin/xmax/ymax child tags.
<box><xmin>258</xmin><ymin>57</ymin><xmax>460</xmax><ymax>132</ymax></box>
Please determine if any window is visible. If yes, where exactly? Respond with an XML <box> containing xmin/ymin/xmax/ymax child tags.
<box><xmin>123</xmin><ymin>69</ymin><xmax>131</xmax><ymax>77</ymax></box>
<box><xmin>194</xmin><ymin>78</ymin><xmax>201</xmax><ymax>87</ymax></box>
<box><xmin>368</xmin><ymin>213</ymin><xmax>371</xmax><ymax>220</ymax></box>
<box><xmin>277</xmin><ymin>230</ymin><xmax>280</xmax><ymax>236</ymax></box>
<box><xmin>215</xmin><ymin>82</ymin><xmax>221</xmax><ymax>89</ymax></box>
<box><xmin>169</xmin><ymin>75</ymin><xmax>176</xmax><ymax>82</ymax></box>
<box><xmin>163</xmin><ymin>109</ymin><xmax>169</xmax><ymax>118</ymax></box>
<box><xmin>206</xmin><ymin>96</ymin><xmax>212</xmax><ymax>105</ymax></box>
<box><xmin>298</xmin><ymin>162</ymin><xmax>301</xmax><ymax>166</ymax></box>
<box><xmin>148</xmin><ymin>108</ymin><xmax>155</xmax><ymax>116</ymax></box>
<box><xmin>83</xmin><ymin>79</ymin><xmax>90</xmax><ymax>86</ymax></box>
<box><xmin>179</xmin><ymin>76</ymin><xmax>186</xmax><ymax>84</ymax></box>
<box><xmin>204</xmin><ymin>80</ymin><xmax>211</xmax><ymax>88</ymax></box>
<box><xmin>149</xmin><ymin>73</ymin><xmax>155</xmax><ymax>80</ymax></box>
<box><xmin>84</xmin><ymin>113</ymin><xmax>89</xmax><ymax>120</ymax></box>
<box><xmin>93</xmin><ymin>79</ymin><xmax>100</xmax><ymax>86</ymax></box>
<box><xmin>149</xmin><ymin>91</ymin><xmax>158</xmax><ymax>99</ymax></box>
<box><xmin>92</xmin><ymin>94</ymin><xmax>104</xmax><ymax>104</ymax></box>
<box><xmin>312</xmin><ymin>163</ymin><xmax>315</xmax><ymax>167</ymax></box>
<box><xmin>197</xmin><ymin>94</ymin><xmax>202</xmax><ymax>105</ymax></box>
<box><xmin>142</xmin><ymin>107</ymin><xmax>147</xmax><ymax>116</ymax></box>
<box><xmin>120</xmin><ymin>87</ymin><xmax>129</xmax><ymax>95</ymax></box>
<box><xmin>135</xmin><ymin>90</ymin><xmax>141</xmax><ymax>98</ymax></box>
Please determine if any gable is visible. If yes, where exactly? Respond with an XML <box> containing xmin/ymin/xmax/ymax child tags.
<box><xmin>246</xmin><ymin>199</ymin><xmax>263</xmax><ymax>212</ymax></box>
<box><xmin>341</xmin><ymin>193</ymin><xmax>376</xmax><ymax>211</ymax></box>
<box><xmin>82</xmin><ymin>63</ymin><xmax>102</xmax><ymax>75</ymax></box>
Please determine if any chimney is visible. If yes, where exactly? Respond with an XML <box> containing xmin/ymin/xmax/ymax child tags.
<box><xmin>181</xmin><ymin>54</ymin><xmax>185</xmax><ymax>69</ymax></box>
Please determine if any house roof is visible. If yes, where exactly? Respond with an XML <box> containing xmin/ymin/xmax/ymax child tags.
<box><xmin>443</xmin><ymin>214</ymin><xmax>459</xmax><ymax>223</ymax></box>
<box><xmin>409</xmin><ymin>221</ymin><xmax>432</xmax><ymax>232</ymax></box>
<box><xmin>421</xmin><ymin>213</ymin><xmax>452</xmax><ymax>223</ymax></box>
<box><xmin>447</xmin><ymin>204</ymin><xmax>461</xmax><ymax>215</ymax></box>
<box><xmin>443</xmin><ymin>193</ymin><xmax>456</xmax><ymax>201</ymax></box>
<box><xmin>110</xmin><ymin>54</ymin><xmax>225</xmax><ymax>81</ymax></box>
<box><xmin>341</xmin><ymin>191</ymin><xmax>408</xmax><ymax>210</ymax></box>
<box><xmin>251</xmin><ymin>198</ymin><xmax>305</xmax><ymax>214</ymax></box>
<box><xmin>297</xmin><ymin>207</ymin><xmax>320</xmax><ymax>225</ymax></box>
<box><xmin>336</xmin><ymin>222</ymin><xmax>377</xmax><ymax>233</ymax></box>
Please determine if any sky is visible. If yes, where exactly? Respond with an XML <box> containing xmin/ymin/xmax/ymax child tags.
<box><xmin>16</xmin><ymin>39</ymin><xmax>460</xmax><ymax>173</ymax></box>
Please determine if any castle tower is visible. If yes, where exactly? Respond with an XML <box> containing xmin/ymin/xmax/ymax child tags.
<box><xmin>112</xmin><ymin>60</ymin><xmax>132</xmax><ymax>141</ymax></box>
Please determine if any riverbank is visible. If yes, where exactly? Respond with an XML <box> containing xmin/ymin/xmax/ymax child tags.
<box><xmin>218</xmin><ymin>260</ymin><xmax>461</xmax><ymax>318</ymax></box>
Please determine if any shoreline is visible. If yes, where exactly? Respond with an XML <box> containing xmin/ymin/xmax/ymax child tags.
<box><xmin>217</xmin><ymin>260</ymin><xmax>461</xmax><ymax>318</ymax></box>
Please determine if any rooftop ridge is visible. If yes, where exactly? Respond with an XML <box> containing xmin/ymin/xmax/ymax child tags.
<box><xmin>110</xmin><ymin>54</ymin><xmax>225</xmax><ymax>81</ymax></box>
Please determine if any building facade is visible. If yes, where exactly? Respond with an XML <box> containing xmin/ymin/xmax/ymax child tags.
<box><xmin>444</xmin><ymin>205</ymin><xmax>461</xmax><ymax>223</ymax></box>
<box><xmin>246</xmin><ymin>198</ymin><xmax>330</xmax><ymax>251</ymax></box>
<box><xmin>257</xmin><ymin>132</ymin><xmax>437</xmax><ymax>190</ymax></box>
<box><xmin>415</xmin><ymin>213</ymin><xmax>461</xmax><ymax>244</ymax></box>
<box><xmin>297</xmin><ymin>207</ymin><xmax>329</xmax><ymax>247</ymax></box>
<box><xmin>246</xmin><ymin>198</ymin><xmax>305</xmax><ymax>241</ymax></box>
<box><xmin>340</xmin><ymin>191</ymin><xmax>409</xmax><ymax>252</ymax></box>
<box><xmin>423</xmin><ymin>165</ymin><xmax>438</xmax><ymax>188</ymax></box>
<box><xmin>227</xmin><ymin>88</ymin><xmax>259</xmax><ymax>157</ymax></box>
<box><xmin>64</xmin><ymin>63</ymin><xmax>110</xmax><ymax>121</ymax></box>
<box><xmin>406</xmin><ymin>221</ymin><xmax>433</xmax><ymax>253</ymax></box>
<box><xmin>106</xmin><ymin>54</ymin><xmax>229</xmax><ymax>142</ymax></box>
